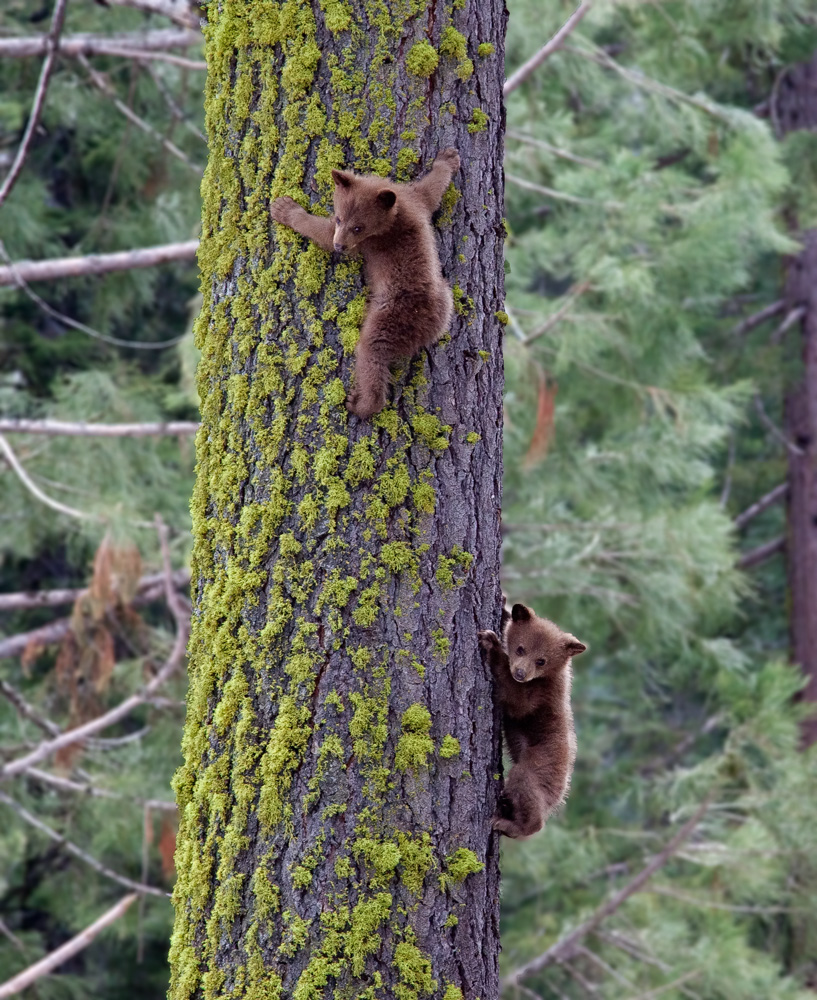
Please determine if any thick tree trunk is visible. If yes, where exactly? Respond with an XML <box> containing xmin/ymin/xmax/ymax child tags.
<box><xmin>168</xmin><ymin>2</ymin><xmax>506</xmax><ymax>999</ymax></box>
<box><xmin>776</xmin><ymin>54</ymin><xmax>817</xmax><ymax>746</ymax></box>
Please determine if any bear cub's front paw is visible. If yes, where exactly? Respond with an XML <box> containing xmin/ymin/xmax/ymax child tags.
<box><xmin>478</xmin><ymin>629</ymin><xmax>501</xmax><ymax>653</ymax></box>
<box><xmin>436</xmin><ymin>147</ymin><xmax>461</xmax><ymax>174</ymax></box>
<box><xmin>346</xmin><ymin>385</ymin><xmax>386</xmax><ymax>421</ymax></box>
<box><xmin>270</xmin><ymin>196</ymin><xmax>302</xmax><ymax>227</ymax></box>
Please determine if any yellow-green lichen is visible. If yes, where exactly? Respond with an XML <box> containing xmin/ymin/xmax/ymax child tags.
<box><xmin>395</xmin><ymin>704</ymin><xmax>435</xmax><ymax>772</ymax></box>
<box><xmin>467</xmin><ymin>108</ymin><xmax>490</xmax><ymax>134</ymax></box>
<box><xmin>405</xmin><ymin>40</ymin><xmax>439</xmax><ymax>78</ymax></box>
<box><xmin>465</xmin><ymin>432</ymin><xmax>481</xmax><ymax>445</ymax></box>
<box><xmin>494</xmin><ymin>310</ymin><xmax>508</xmax><ymax>325</ymax></box>
<box><xmin>431</xmin><ymin>628</ymin><xmax>449</xmax><ymax>659</ymax></box>
<box><xmin>437</xmin><ymin>183</ymin><xmax>461</xmax><ymax>227</ymax></box>
<box><xmin>439</xmin><ymin>735</ymin><xmax>460</xmax><ymax>759</ymax></box>
<box><xmin>439</xmin><ymin>27</ymin><xmax>473</xmax><ymax>80</ymax></box>
<box><xmin>439</xmin><ymin>848</ymin><xmax>484</xmax><ymax>890</ymax></box>
<box><xmin>452</xmin><ymin>283</ymin><xmax>475</xmax><ymax>317</ymax></box>
<box><xmin>411</xmin><ymin>412</ymin><xmax>451</xmax><ymax>450</ymax></box>
<box><xmin>477</xmin><ymin>42</ymin><xmax>495</xmax><ymax>57</ymax></box>
<box><xmin>436</xmin><ymin>547</ymin><xmax>473</xmax><ymax>591</ymax></box>
<box><xmin>393</xmin><ymin>933</ymin><xmax>437</xmax><ymax>1000</ymax></box>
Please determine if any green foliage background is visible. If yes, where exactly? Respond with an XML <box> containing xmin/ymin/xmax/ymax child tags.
<box><xmin>1</xmin><ymin>0</ymin><xmax>816</xmax><ymax>997</ymax></box>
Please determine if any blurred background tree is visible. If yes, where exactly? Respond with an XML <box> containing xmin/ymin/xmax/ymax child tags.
<box><xmin>1</xmin><ymin>1</ymin><xmax>816</xmax><ymax>998</ymax></box>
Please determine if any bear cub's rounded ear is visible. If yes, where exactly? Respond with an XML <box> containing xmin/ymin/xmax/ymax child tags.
<box><xmin>511</xmin><ymin>604</ymin><xmax>532</xmax><ymax>622</ymax></box>
<box><xmin>564</xmin><ymin>639</ymin><xmax>587</xmax><ymax>656</ymax></box>
<box><xmin>331</xmin><ymin>169</ymin><xmax>352</xmax><ymax>188</ymax></box>
<box><xmin>376</xmin><ymin>189</ymin><xmax>397</xmax><ymax>210</ymax></box>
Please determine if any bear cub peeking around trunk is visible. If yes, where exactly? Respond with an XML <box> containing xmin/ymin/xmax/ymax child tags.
<box><xmin>270</xmin><ymin>148</ymin><xmax>461</xmax><ymax>419</ymax></box>
<box><xmin>479</xmin><ymin>603</ymin><xmax>587</xmax><ymax>839</ymax></box>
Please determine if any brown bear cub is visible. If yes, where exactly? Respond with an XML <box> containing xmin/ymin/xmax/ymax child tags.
<box><xmin>479</xmin><ymin>604</ymin><xmax>587</xmax><ymax>839</ymax></box>
<box><xmin>270</xmin><ymin>148</ymin><xmax>460</xmax><ymax>419</ymax></box>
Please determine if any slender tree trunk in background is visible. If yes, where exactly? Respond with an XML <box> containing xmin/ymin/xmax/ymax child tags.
<box><xmin>776</xmin><ymin>54</ymin><xmax>817</xmax><ymax>746</ymax></box>
<box><xmin>784</xmin><ymin>234</ymin><xmax>817</xmax><ymax>747</ymax></box>
<box><xmin>168</xmin><ymin>2</ymin><xmax>506</xmax><ymax>998</ymax></box>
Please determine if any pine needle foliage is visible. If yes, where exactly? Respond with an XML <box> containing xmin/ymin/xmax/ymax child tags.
<box><xmin>500</xmin><ymin>1</ymin><xmax>817</xmax><ymax>996</ymax></box>
<box><xmin>0</xmin><ymin>4</ymin><xmax>202</xmax><ymax>995</ymax></box>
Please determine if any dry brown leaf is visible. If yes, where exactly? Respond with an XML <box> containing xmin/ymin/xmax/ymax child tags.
<box><xmin>523</xmin><ymin>362</ymin><xmax>557</xmax><ymax>467</ymax></box>
<box><xmin>159</xmin><ymin>815</ymin><xmax>177</xmax><ymax>880</ymax></box>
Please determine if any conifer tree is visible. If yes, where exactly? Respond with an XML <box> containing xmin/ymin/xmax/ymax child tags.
<box><xmin>166</xmin><ymin>2</ymin><xmax>506</xmax><ymax>998</ymax></box>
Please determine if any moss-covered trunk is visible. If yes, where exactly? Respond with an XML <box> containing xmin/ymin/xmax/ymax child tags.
<box><xmin>168</xmin><ymin>1</ymin><xmax>506</xmax><ymax>997</ymax></box>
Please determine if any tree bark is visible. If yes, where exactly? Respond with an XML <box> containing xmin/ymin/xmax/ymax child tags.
<box><xmin>784</xmin><ymin>232</ymin><xmax>817</xmax><ymax>747</ymax></box>
<box><xmin>775</xmin><ymin>54</ymin><xmax>817</xmax><ymax>746</ymax></box>
<box><xmin>167</xmin><ymin>2</ymin><xmax>506</xmax><ymax>999</ymax></box>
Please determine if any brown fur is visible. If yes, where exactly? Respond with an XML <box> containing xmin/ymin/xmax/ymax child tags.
<box><xmin>270</xmin><ymin>148</ymin><xmax>460</xmax><ymax>418</ymax></box>
<box><xmin>479</xmin><ymin>603</ymin><xmax>587</xmax><ymax>838</ymax></box>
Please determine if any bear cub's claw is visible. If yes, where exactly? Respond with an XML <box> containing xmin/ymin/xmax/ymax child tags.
<box><xmin>436</xmin><ymin>147</ymin><xmax>461</xmax><ymax>173</ymax></box>
<box><xmin>270</xmin><ymin>196</ymin><xmax>301</xmax><ymax>226</ymax></box>
<box><xmin>478</xmin><ymin>629</ymin><xmax>501</xmax><ymax>652</ymax></box>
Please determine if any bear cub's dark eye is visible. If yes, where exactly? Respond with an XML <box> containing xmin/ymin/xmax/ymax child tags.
<box><xmin>516</xmin><ymin>646</ymin><xmax>525</xmax><ymax>655</ymax></box>
<box><xmin>353</xmin><ymin>225</ymin><xmax>363</xmax><ymax>233</ymax></box>
<box><xmin>535</xmin><ymin>658</ymin><xmax>546</xmax><ymax>667</ymax></box>
<box><xmin>335</xmin><ymin>216</ymin><xmax>341</xmax><ymax>224</ymax></box>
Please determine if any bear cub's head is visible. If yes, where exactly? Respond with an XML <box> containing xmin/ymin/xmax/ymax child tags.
<box><xmin>503</xmin><ymin>604</ymin><xmax>587</xmax><ymax>684</ymax></box>
<box><xmin>330</xmin><ymin>169</ymin><xmax>398</xmax><ymax>253</ymax></box>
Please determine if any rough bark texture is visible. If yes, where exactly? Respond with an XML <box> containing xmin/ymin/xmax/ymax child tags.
<box><xmin>776</xmin><ymin>54</ymin><xmax>817</xmax><ymax>747</ymax></box>
<box><xmin>167</xmin><ymin>2</ymin><xmax>506</xmax><ymax>999</ymax></box>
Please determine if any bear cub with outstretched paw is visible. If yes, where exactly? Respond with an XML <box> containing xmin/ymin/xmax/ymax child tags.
<box><xmin>270</xmin><ymin>148</ymin><xmax>460</xmax><ymax>419</ymax></box>
<box><xmin>479</xmin><ymin>603</ymin><xmax>587</xmax><ymax>839</ymax></box>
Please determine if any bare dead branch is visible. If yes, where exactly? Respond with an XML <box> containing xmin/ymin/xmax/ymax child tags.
<box><xmin>0</xmin><ymin>567</ymin><xmax>190</xmax><ymax>612</ymax></box>
<box><xmin>0</xmin><ymin>432</ymin><xmax>100</xmax><ymax>522</ymax></box>
<box><xmin>734</xmin><ymin>483</ymin><xmax>788</xmax><ymax>530</ymax></box>
<box><xmin>621</xmin><ymin>971</ymin><xmax>702</xmax><ymax>1000</ymax></box>
<box><xmin>504</xmin><ymin>2</ymin><xmax>592</xmax><ymax>97</ymax></box>
<box><xmin>88</xmin><ymin>46</ymin><xmax>206</xmax><ymax>70</ymax></box>
<box><xmin>564</xmin><ymin>42</ymin><xmax>732</xmax><ymax>123</ymax></box>
<box><xmin>506</xmin><ymin>172</ymin><xmax>620</xmax><ymax>208</ymax></box>
<box><xmin>562</xmin><ymin>960</ymin><xmax>599</xmax><ymax>995</ymax></box>
<box><xmin>576</xmin><ymin>945</ymin><xmax>636</xmax><ymax>990</ymax></box>
<box><xmin>770</xmin><ymin>305</ymin><xmax>807</xmax><ymax>344</ymax></box>
<box><xmin>144</xmin><ymin>62</ymin><xmax>206</xmax><ymax>140</ymax></box>
<box><xmin>0</xmin><ymin>238</ymin><xmax>189</xmax><ymax>350</ymax></box>
<box><xmin>0</xmin><ymin>240</ymin><xmax>198</xmax><ymax>287</ymax></box>
<box><xmin>728</xmin><ymin>299</ymin><xmax>785</xmax><ymax>338</ymax></box>
<box><xmin>734</xmin><ymin>534</ymin><xmax>786</xmax><ymax>570</ymax></box>
<box><xmin>100</xmin><ymin>0</ymin><xmax>200</xmax><ymax>28</ymax></box>
<box><xmin>500</xmin><ymin>798</ymin><xmax>711</xmax><ymax>989</ymax></box>
<box><xmin>0</xmin><ymin>633</ymin><xmax>187</xmax><ymax>774</ymax></box>
<box><xmin>76</xmin><ymin>54</ymin><xmax>203</xmax><ymax>175</ymax></box>
<box><xmin>754</xmin><ymin>395</ymin><xmax>804</xmax><ymax>456</ymax></box>
<box><xmin>1</xmin><ymin>544</ymin><xmax>190</xmax><ymax>779</ymax></box>
<box><xmin>0</xmin><ymin>0</ymin><xmax>69</xmax><ymax>209</ymax></box>
<box><xmin>594</xmin><ymin>930</ymin><xmax>671</xmax><ymax>973</ymax></box>
<box><xmin>0</xmin><ymin>419</ymin><xmax>199</xmax><ymax>439</ymax></box>
<box><xmin>0</xmin><ymin>28</ymin><xmax>201</xmax><ymax>60</ymax></box>
<box><xmin>24</xmin><ymin>767</ymin><xmax>177</xmax><ymax>811</ymax></box>
<box><xmin>523</xmin><ymin>281</ymin><xmax>591</xmax><ymax>345</ymax></box>
<box><xmin>0</xmin><ymin>893</ymin><xmax>138</xmax><ymax>1000</ymax></box>
<box><xmin>0</xmin><ymin>681</ymin><xmax>59</xmax><ymax>736</ymax></box>
<box><xmin>0</xmin><ymin>919</ymin><xmax>23</xmax><ymax>951</ymax></box>
<box><xmin>0</xmin><ymin>790</ymin><xmax>166</xmax><ymax>896</ymax></box>
<box><xmin>646</xmin><ymin>885</ymin><xmax>799</xmax><ymax>914</ymax></box>
<box><xmin>506</xmin><ymin>129</ymin><xmax>602</xmax><ymax>168</ymax></box>
<box><xmin>0</xmin><ymin>618</ymin><xmax>72</xmax><ymax>661</ymax></box>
